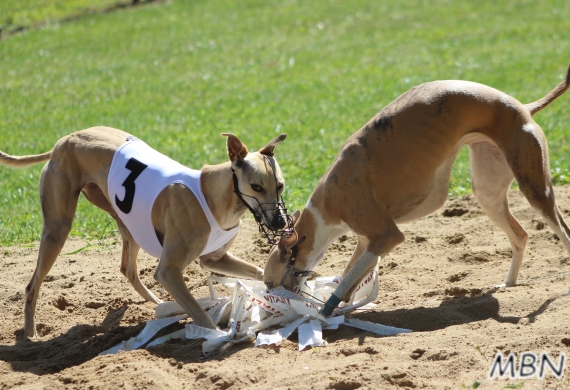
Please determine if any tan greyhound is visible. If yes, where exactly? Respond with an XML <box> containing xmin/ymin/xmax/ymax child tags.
<box><xmin>0</xmin><ymin>127</ymin><xmax>288</xmax><ymax>337</ymax></box>
<box><xmin>264</xmin><ymin>65</ymin><xmax>570</xmax><ymax>317</ymax></box>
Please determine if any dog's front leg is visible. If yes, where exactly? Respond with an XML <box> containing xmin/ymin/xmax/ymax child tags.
<box><xmin>321</xmin><ymin>231</ymin><xmax>405</xmax><ymax>317</ymax></box>
<box><xmin>154</xmin><ymin>239</ymin><xmax>216</xmax><ymax>329</ymax></box>
<box><xmin>200</xmin><ymin>250</ymin><xmax>264</xmax><ymax>281</ymax></box>
<box><xmin>341</xmin><ymin>235</ymin><xmax>369</xmax><ymax>278</ymax></box>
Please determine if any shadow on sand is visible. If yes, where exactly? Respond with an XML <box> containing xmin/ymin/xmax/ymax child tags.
<box><xmin>0</xmin><ymin>291</ymin><xmax>559</xmax><ymax>371</ymax></box>
<box><xmin>0</xmin><ymin>306</ymin><xmax>145</xmax><ymax>375</ymax></box>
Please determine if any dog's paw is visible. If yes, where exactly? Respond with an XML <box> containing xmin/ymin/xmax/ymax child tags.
<box><xmin>23</xmin><ymin>330</ymin><xmax>39</xmax><ymax>339</ymax></box>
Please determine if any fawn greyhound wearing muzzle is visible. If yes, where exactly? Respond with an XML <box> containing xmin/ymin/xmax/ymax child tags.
<box><xmin>0</xmin><ymin>127</ymin><xmax>290</xmax><ymax>337</ymax></box>
<box><xmin>264</xmin><ymin>65</ymin><xmax>570</xmax><ymax>317</ymax></box>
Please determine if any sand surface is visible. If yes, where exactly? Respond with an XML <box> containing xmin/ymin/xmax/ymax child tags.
<box><xmin>1</xmin><ymin>187</ymin><xmax>570</xmax><ymax>389</ymax></box>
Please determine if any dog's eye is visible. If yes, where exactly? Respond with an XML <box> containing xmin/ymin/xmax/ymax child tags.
<box><xmin>251</xmin><ymin>184</ymin><xmax>263</xmax><ymax>192</ymax></box>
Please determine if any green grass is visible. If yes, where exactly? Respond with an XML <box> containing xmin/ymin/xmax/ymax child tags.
<box><xmin>0</xmin><ymin>0</ymin><xmax>137</xmax><ymax>34</ymax></box>
<box><xmin>1</xmin><ymin>0</ymin><xmax>570</xmax><ymax>245</ymax></box>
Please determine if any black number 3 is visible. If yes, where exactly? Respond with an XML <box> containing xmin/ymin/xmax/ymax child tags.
<box><xmin>115</xmin><ymin>158</ymin><xmax>148</xmax><ymax>214</ymax></box>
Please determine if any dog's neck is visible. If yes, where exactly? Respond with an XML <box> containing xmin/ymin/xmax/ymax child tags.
<box><xmin>200</xmin><ymin>162</ymin><xmax>247</xmax><ymax>230</ymax></box>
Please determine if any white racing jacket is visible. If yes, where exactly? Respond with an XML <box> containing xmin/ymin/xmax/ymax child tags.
<box><xmin>107</xmin><ymin>137</ymin><xmax>239</xmax><ymax>258</ymax></box>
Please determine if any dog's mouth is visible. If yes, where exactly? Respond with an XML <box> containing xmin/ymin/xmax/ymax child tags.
<box><xmin>236</xmin><ymin>192</ymin><xmax>294</xmax><ymax>245</ymax></box>
<box><xmin>255</xmin><ymin>200</ymin><xmax>294</xmax><ymax>244</ymax></box>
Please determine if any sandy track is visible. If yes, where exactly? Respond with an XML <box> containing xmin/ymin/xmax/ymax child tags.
<box><xmin>1</xmin><ymin>187</ymin><xmax>570</xmax><ymax>389</ymax></box>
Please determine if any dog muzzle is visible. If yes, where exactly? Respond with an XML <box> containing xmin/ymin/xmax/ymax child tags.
<box><xmin>231</xmin><ymin>157</ymin><xmax>293</xmax><ymax>245</ymax></box>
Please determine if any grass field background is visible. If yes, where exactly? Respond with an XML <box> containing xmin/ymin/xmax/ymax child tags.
<box><xmin>1</xmin><ymin>0</ymin><xmax>569</xmax><ymax>245</ymax></box>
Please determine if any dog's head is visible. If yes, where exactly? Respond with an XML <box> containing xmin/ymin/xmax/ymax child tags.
<box><xmin>222</xmin><ymin>133</ymin><xmax>288</xmax><ymax>234</ymax></box>
<box><xmin>263</xmin><ymin>209</ymin><xmax>309</xmax><ymax>292</ymax></box>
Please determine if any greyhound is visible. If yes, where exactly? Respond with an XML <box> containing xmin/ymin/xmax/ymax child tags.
<box><xmin>0</xmin><ymin>126</ymin><xmax>288</xmax><ymax>337</ymax></box>
<box><xmin>264</xmin><ymin>65</ymin><xmax>570</xmax><ymax>317</ymax></box>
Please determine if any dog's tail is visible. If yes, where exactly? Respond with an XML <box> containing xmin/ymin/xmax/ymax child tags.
<box><xmin>525</xmin><ymin>64</ymin><xmax>570</xmax><ymax>116</ymax></box>
<box><xmin>0</xmin><ymin>150</ymin><xmax>52</xmax><ymax>168</ymax></box>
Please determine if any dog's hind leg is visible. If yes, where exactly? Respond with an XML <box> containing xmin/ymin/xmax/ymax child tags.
<box><xmin>24</xmin><ymin>165</ymin><xmax>79</xmax><ymax>338</ymax></box>
<box><xmin>81</xmin><ymin>183</ymin><xmax>162</xmax><ymax>303</ymax></box>
<box><xmin>117</xmin><ymin>221</ymin><xmax>162</xmax><ymax>303</ymax></box>
<box><xmin>505</xmin><ymin>124</ymin><xmax>570</xmax><ymax>289</ymax></box>
<box><xmin>469</xmin><ymin>141</ymin><xmax>528</xmax><ymax>287</ymax></box>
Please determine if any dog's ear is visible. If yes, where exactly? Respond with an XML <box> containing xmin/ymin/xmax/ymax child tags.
<box><xmin>278</xmin><ymin>229</ymin><xmax>298</xmax><ymax>263</ymax></box>
<box><xmin>278</xmin><ymin>210</ymin><xmax>303</xmax><ymax>263</ymax></box>
<box><xmin>222</xmin><ymin>133</ymin><xmax>249</xmax><ymax>166</ymax></box>
<box><xmin>259</xmin><ymin>133</ymin><xmax>286</xmax><ymax>156</ymax></box>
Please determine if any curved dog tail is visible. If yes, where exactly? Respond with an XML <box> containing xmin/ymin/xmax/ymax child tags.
<box><xmin>0</xmin><ymin>150</ymin><xmax>52</xmax><ymax>168</ymax></box>
<box><xmin>525</xmin><ymin>64</ymin><xmax>570</xmax><ymax>116</ymax></box>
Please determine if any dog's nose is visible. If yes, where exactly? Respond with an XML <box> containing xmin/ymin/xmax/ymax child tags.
<box><xmin>271</xmin><ymin>213</ymin><xmax>287</xmax><ymax>230</ymax></box>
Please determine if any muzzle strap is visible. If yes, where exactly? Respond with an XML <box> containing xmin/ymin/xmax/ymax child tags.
<box><xmin>231</xmin><ymin>166</ymin><xmax>262</xmax><ymax>223</ymax></box>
